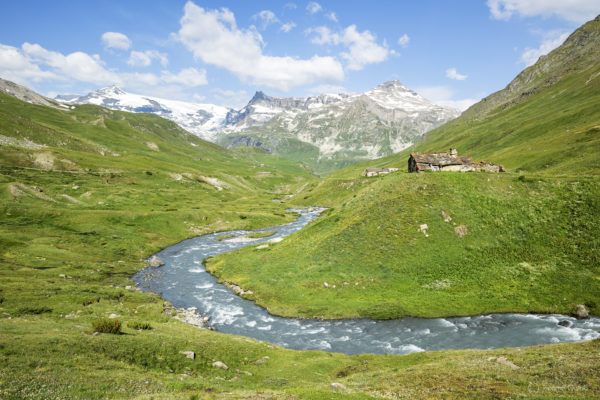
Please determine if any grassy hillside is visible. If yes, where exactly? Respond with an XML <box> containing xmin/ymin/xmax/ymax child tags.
<box><xmin>329</xmin><ymin>15</ymin><xmax>600</xmax><ymax>179</ymax></box>
<box><xmin>206</xmin><ymin>17</ymin><xmax>600</xmax><ymax>320</ymax></box>
<box><xmin>207</xmin><ymin>171</ymin><xmax>599</xmax><ymax>319</ymax></box>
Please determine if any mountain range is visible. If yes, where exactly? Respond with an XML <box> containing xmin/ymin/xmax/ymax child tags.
<box><xmin>56</xmin><ymin>81</ymin><xmax>460</xmax><ymax>174</ymax></box>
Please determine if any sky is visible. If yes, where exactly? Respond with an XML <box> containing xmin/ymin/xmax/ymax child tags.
<box><xmin>1</xmin><ymin>1</ymin><xmax>599</xmax><ymax>110</ymax></box>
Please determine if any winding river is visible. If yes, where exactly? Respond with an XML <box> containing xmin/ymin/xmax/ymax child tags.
<box><xmin>132</xmin><ymin>208</ymin><xmax>600</xmax><ymax>355</ymax></box>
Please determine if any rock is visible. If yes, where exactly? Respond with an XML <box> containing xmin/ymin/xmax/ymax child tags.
<box><xmin>323</xmin><ymin>282</ymin><xmax>329</xmax><ymax>288</ymax></box>
<box><xmin>148</xmin><ymin>256</ymin><xmax>164</xmax><ymax>267</ymax></box>
<box><xmin>254</xmin><ymin>356</ymin><xmax>269</xmax><ymax>365</ymax></box>
<box><xmin>236</xmin><ymin>369</ymin><xmax>253</xmax><ymax>376</ymax></box>
<box><xmin>92</xmin><ymin>331</ymin><xmax>100</xmax><ymax>336</ymax></box>
<box><xmin>454</xmin><ymin>225</ymin><xmax>468</xmax><ymax>238</ymax></box>
<box><xmin>72</xmin><ymin>185</ymin><xmax>80</xmax><ymax>190</ymax></box>
<box><xmin>558</xmin><ymin>320</ymin><xmax>571</xmax><ymax>327</ymax></box>
<box><xmin>230</xmin><ymin>376</ymin><xmax>241</xmax><ymax>382</ymax></box>
<box><xmin>58</xmin><ymin>274</ymin><xmax>66</xmax><ymax>278</ymax></box>
<box><xmin>496</xmin><ymin>356</ymin><xmax>519</xmax><ymax>369</ymax></box>
<box><xmin>331</xmin><ymin>382</ymin><xmax>346</xmax><ymax>390</ymax></box>
<box><xmin>441</xmin><ymin>210</ymin><xmax>452</xmax><ymax>222</ymax></box>
<box><xmin>179</xmin><ymin>351</ymin><xmax>195</xmax><ymax>360</ymax></box>
<box><xmin>108</xmin><ymin>313</ymin><xmax>119</xmax><ymax>319</ymax></box>
<box><xmin>256</xmin><ymin>244</ymin><xmax>269</xmax><ymax>249</ymax></box>
<box><xmin>418</xmin><ymin>224</ymin><xmax>428</xmax><ymax>232</ymax></box>
<box><xmin>572</xmin><ymin>304</ymin><xmax>589</xmax><ymax>319</ymax></box>
<box><xmin>212</xmin><ymin>361</ymin><xmax>228</xmax><ymax>370</ymax></box>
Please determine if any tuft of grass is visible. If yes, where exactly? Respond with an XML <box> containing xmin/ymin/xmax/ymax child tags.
<box><xmin>92</xmin><ymin>318</ymin><xmax>122</xmax><ymax>334</ymax></box>
<box><xmin>16</xmin><ymin>306</ymin><xmax>52</xmax><ymax>316</ymax></box>
<box><xmin>245</xmin><ymin>230</ymin><xmax>276</xmax><ymax>239</ymax></box>
<box><xmin>127</xmin><ymin>320</ymin><xmax>152</xmax><ymax>330</ymax></box>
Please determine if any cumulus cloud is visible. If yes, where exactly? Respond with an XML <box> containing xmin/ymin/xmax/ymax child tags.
<box><xmin>417</xmin><ymin>86</ymin><xmax>477</xmax><ymax>111</ymax></box>
<box><xmin>445</xmin><ymin>67</ymin><xmax>468</xmax><ymax>80</ymax></box>
<box><xmin>280</xmin><ymin>22</ymin><xmax>297</xmax><ymax>33</ymax></box>
<box><xmin>101</xmin><ymin>32</ymin><xmax>131</xmax><ymax>50</ymax></box>
<box><xmin>307</xmin><ymin>25</ymin><xmax>389</xmax><ymax>70</ymax></box>
<box><xmin>127</xmin><ymin>50</ymin><xmax>168</xmax><ymax>67</ymax></box>
<box><xmin>397</xmin><ymin>34</ymin><xmax>410</xmax><ymax>48</ymax></box>
<box><xmin>161</xmin><ymin>67</ymin><xmax>207</xmax><ymax>87</ymax></box>
<box><xmin>520</xmin><ymin>31</ymin><xmax>569</xmax><ymax>66</ymax></box>
<box><xmin>487</xmin><ymin>0</ymin><xmax>600</xmax><ymax>23</ymax></box>
<box><xmin>176</xmin><ymin>2</ymin><xmax>344</xmax><ymax>91</ymax></box>
<box><xmin>0</xmin><ymin>43</ymin><xmax>59</xmax><ymax>85</ymax></box>
<box><xmin>22</xmin><ymin>42</ymin><xmax>120</xmax><ymax>86</ymax></box>
<box><xmin>1</xmin><ymin>41</ymin><xmax>208</xmax><ymax>99</ymax></box>
<box><xmin>306</xmin><ymin>1</ymin><xmax>323</xmax><ymax>14</ymax></box>
<box><xmin>253</xmin><ymin>10</ymin><xmax>280</xmax><ymax>30</ymax></box>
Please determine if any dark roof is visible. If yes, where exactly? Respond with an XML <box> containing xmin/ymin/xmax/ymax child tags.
<box><xmin>410</xmin><ymin>152</ymin><xmax>475</xmax><ymax>166</ymax></box>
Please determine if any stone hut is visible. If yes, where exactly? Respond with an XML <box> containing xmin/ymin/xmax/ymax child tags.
<box><xmin>408</xmin><ymin>148</ymin><xmax>505</xmax><ymax>173</ymax></box>
<box><xmin>362</xmin><ymin>167</ymin><xmax>399</xmax><ymax>177</ymax></box>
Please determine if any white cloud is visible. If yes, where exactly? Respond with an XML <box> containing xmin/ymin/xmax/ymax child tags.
<box><xmin>101</xmin><ymin>32</ymin><xmax>131</xmax><ymax>50</ymax></box>
<box><xmin>397</xmin><ymin>34</ymin><xmax>410</xmax><ymax>48</ymax></box>
<box><xmin>253</xmin><ymin>10</ymin><xmax>280</xmax><ymax>30</ymax></box>
<box><xmin>0</xmin><ymin>43</ymin><xmax>59</xmax><ymax>85</ymax></box>
<box><xmin>306</xmin><ymin>1</ymin><xmax>323</xmax><ymax>14</ymax></box>
<box><xmin>127</xmin><ymin>50</ymin><xmax>168</xmax><ymax>67</ymax></box>
<box><xmin>22</xmin><ymin>42</ymin><xmax>120</xmax><ymax>86</ymax></box>
<box><xmin>176</xmin><ymin>2</ymin><xmax>344</xmax><ymax>91</ymax></box>
<box><xmin>520</xmin><ymin>31</ymin><xmax>569</xmax><ymax>66</ymax></box>
<box><xmin>280</xmin><ymin>22</ymin><xmax>297</xmax><ymax>33</ymax></box>
<box><xmin>161</xmin><ymin>67</ymin><xmax>208</xmax><ymax>87</ymax></box>
<box><xmin>308</xmin><ymin>25</ymin><xmax>389</xmax><ymax>70</ymax></box>
<box><xmin>487</xmin><ymin>0</ymin><xmax>600</xmax><ymax>23</ymax></box>
<box><xmin>211</xmin><ymin>88</ymin><xmax>248</xmax><ymax>108</ymax></box>
<box><xmin>326</xmin><ymin>12</ymin><xmax>338</xmax><ymax>22</ymax></box>
<box><xmin>417</xmin><ymin>86</ymin><xmax>477</xmax><ymax>111</ymax></box>
<box><xmin>445</xmin><ymin>68</ymin><xmax>468</xmax><ymax>81</ymax></box>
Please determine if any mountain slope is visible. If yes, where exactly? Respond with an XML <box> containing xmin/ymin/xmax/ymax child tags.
<box><xmin>205</xmin><ymin>16</ymin><xmax>600</xmax><ymax>320</ymax></box>
<box><xmin>334</xmin><ymin>15</ymin><xmax>600</xmax><ymax>178</ymax></box>
<box><xmin>219</xmin><ymin>81</ymin><xmax>459</xmax><ymax>174</ymax></box>
<box><xmin>56</xmin><ymin>86</ymin><xmax>232</xmax><ymax>142</ymax></box>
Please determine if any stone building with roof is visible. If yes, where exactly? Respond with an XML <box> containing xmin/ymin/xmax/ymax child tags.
<box><xmin>408</xmin><ymin>148</ymin><xmax>505</xmax><ymax>173</ymax></box>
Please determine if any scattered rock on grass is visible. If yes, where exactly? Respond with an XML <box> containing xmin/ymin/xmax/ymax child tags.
<box><xmin>442</xmin><ymin>210</ymin><xmax>452</xmax><ymax>222</ymax></box>
<box><xmin>331</xmin><ymin>382</ymin><xmax>346</xmax><ymax>390</ymax></box>
<box><xmin>454</xmin><ymin>225</ymin><xmax>468</xmax><ymax>238</ymax></box>
<box><xmin>179</xmin><ymin>351</ymin><xmax>195</xmax><ymax>360</ymax></box>
<box><xmin>213</xmin><ymin>361</ymin><xmax>228</xmax><ymax>370</ymax></box>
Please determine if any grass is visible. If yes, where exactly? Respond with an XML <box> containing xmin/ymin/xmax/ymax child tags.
<box><xmin>93</xmin><ymin>318</ymin><xmax>123</xmax><ymax>334</ymax></box>
<box><xmin>207</xmin><ymin>171</ymin><xmax>600</xmax><ymax>319</ymax></box>
<box><xmin>0</xmin><ymin>76</ymin><xmax>599</xmax><ymax>398</ymax></box>
<box><xmin>244</xmin><ymin>230</ymin><xmax>277</xmax><ymax>239</ymax></box>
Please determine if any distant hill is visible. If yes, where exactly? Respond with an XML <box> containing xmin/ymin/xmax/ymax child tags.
<box><xmin>333</xmin><ymin>15</ymin><xmax>600</xmax><ymax>178</ymax></box>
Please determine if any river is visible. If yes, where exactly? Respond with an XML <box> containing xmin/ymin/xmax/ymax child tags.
<box><xmin>132</xmin><ymin>208</ymin><xmax>600</xmax><ymax>355</ymax></box>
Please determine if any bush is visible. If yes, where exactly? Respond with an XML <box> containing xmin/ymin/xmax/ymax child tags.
<box><xmin>92</xmin><ymin>318</ymin><xmax>122</xmax><ymax>334</ymax></box>
<box><xmin>127</xmin><ymin>320</ymin><xmax>152</xmax><ymax>330</ymax></box>
<box><xmin>17</xmin><ymin>306</ymin><xmax>51</xmax><ymax>315</ymax></box>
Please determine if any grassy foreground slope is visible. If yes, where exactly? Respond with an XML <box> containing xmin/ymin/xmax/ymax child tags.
<box><xmin>206</xmin><ymin>16</ymin><xmax>600</xmax><ymax>319</ymax></box>
<box><xmin>0</xmin><ymin>83</ymin><xmax>599</xmax><ymax>398</ymax></box>
<box><xmin>331</xmin><ymin>15</ymin><xmax>600</xmax><ymax>179</ymax></box>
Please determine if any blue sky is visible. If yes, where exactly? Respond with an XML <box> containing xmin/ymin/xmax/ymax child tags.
<box><xmin>1</xmin><ymin>1</ymin><xmax>599</xmax><ymax>110</ymax></box>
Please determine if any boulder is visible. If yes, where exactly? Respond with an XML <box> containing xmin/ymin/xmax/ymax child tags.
<box><xmin>572</xmin><ymin>304</ymin><xmax>589</xmax><ymax>319</ymax></box>
<box><xmin>179</xmin><ymin>351</ymin><xmax>195</xmax><ymax>360</ymax></box>
<box><xmin>558</xmin><ymin>320</ymin><xmax>571</xmax><ymax>327</ymax></box>
<box><xmin>148</xmin><ymin>256</ymin><xmax>164</xmax><ymax>267</ymax></box>
<box><xmin>454</xmin><ymin>225</ymin><xmax>468</xmax><ymax>238</ymax></box>
<box><xmin>212</xmin><ymin>361</ymin><xmax>228</xmax><ymax>370</ymax></box>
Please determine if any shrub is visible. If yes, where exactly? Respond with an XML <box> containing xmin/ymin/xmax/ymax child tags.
<box><xmin>127</xmin><ymin>320</ymin><xmax>152</xmax><ymax>330</ymax></box>
<box><xmin>17</xmin><ymin>306</ymin><xmax>51</xmax><ymax>315</ymax></box>
<box><xmin>92</xmin><ymin>318</ymin><xmax>122</xmax><ymax>334</ymax></box>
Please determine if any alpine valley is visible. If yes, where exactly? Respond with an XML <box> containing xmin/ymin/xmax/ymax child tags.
<box><xmin>57</xmin><ymin>81</ymin><xmax>460</xmax><ymax>174</ymax></box>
